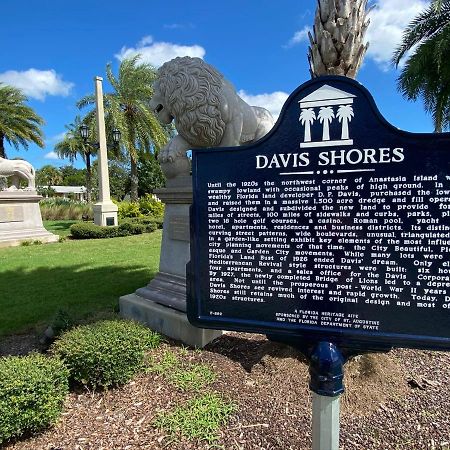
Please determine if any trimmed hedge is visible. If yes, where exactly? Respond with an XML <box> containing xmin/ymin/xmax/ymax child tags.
<box><xmin>50</xmin><ymin>320</ymin><xmax>161</xmax><ymax>389</ymax></box>
<box><xmin>70</xmin><ymin>222</ymin><xmax>120</xmax><ymax>239</ymax></box>
<box><xmin>118</xmin><ymin>222</ymin><xmax>145</xmax><ymax>235</ymax></box>
<box><xmin>0</xmin><ymin>354</ymin><xmax>69</xmax><ymax>444</ymax></box>
<box><xmin>70</xmin><ymin>220</ymin><xmax>159</xmax><ymax>239</ymax></box>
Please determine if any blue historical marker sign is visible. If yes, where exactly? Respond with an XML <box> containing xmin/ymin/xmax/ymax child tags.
<box><xmin>187</xmin><ymin>76</ymin><xmax>450</xmax><ymax>352</ymax></box>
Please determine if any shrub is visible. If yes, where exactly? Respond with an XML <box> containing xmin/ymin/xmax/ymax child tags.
<box><xmin>0</xmin><ymin>354</ymin><xmax>69</xmax><ymax>444</ymax></box>
<box><xmin>138</xmin><ymin>194</ymin><xmax>165</xmax><ymax>219</ymax></box>
<box><xmin>39</xmin><ymin>199</ymin><xmax>93</xmax><ymax>221</ymax></box>
<box><xmin>121</xmin><ymin>216</ymin><xmax>163</xmax><ymax>231</ymax></box>
<box><xmin>117</xmin><ymin>201</ymin><xmax>142</xmax><ymax>219</ymax></box>
<box><xmin>70</xmin><ymin>222</ymin><xmax>120</xmax><ymax>239</ymax></box>
<box><xmin>118</xmin><ymin>222</ymin><xmax>145</xmax><ymax>235</ymax></box>
<box><xmin>51</xmin><ymin>320</ymin><xmax>161</xmax><ymax>389</ymax></box>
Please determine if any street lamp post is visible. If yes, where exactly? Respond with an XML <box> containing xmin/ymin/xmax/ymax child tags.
<box><xmin>91</xmin><ymin>76</ymin><xmax>118</xmax><ymax>227</ymax></box>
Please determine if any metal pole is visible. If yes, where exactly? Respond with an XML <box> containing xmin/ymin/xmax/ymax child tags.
<box><xmin>309</xmin><ymin>342</ymin><xmax>345</xmax><ymax>450</ymax></box>
<box><xmin>312</xmin><ymin>392</ymin><xmax>341</xmax><ymax>450</ymax></box>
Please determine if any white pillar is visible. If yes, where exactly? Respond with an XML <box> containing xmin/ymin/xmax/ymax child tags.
<box><xmin>93</xmin><ymin>76</ymin><xmax>118</xmax><ymax>226</ymax></box>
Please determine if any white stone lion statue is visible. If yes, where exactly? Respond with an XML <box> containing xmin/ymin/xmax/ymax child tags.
<box><xmin>0</xmin><ymin>157</ymin><xmax>35</xmax><ymax>190</ymax></box>
<box><xmin>150</xmin><ymin>57</ymin><xmax>274</xmax><ymax>176</ymax></box>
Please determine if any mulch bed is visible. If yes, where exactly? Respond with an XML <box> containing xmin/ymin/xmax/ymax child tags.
<box><xmin>1</xmin><ymin>332</ymin><xmax>449</xmax><ymax>450</ymax></box>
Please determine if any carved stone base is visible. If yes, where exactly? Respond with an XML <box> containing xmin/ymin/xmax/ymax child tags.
<box><xmin>119</xmin><ymin>293</ymin><xmax>222</xmax><ymax>348</ymax></box>
<box><xmin>136</xmin><ymin>272</ymin><xmax>187</xmax><ymax>312</ymax></box>
<box><xmin>0</xmin><ymin>191</ymin><xmax>58</xmax><ymax>248</ymax></box>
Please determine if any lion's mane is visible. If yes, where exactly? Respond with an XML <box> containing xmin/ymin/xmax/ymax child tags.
<box><xmin>156</xmin><ymin>57</ymin><xmax>226</xmax><ymax>147</ymax></box>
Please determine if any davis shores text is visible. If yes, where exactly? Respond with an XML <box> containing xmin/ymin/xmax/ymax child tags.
<box><xmin>256</xmin><ymin>147</ymin><xmax>405</xmax><ymax>169</ymax></box>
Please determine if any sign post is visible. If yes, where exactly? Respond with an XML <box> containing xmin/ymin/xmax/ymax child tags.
<box><xmin>309</xmin><ymin>342</ymin><xmax>344</xmax><ymax>450</ymax></box>
<box><xmin>187</xmin><ymin>76</ymin><xmax>450</xmax><ymax>447</ymax></box>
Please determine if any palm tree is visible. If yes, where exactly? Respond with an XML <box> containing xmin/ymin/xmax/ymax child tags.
<box><xmin>299</xmin><ymin>108</ymin><xmax>316</xmax><ymax>142</ymax></box>
<box><xmin>336</xmin><ymin>104</ymin><xmax>354</xmax><ymax>139</ymax></box>
<box><xmin>318</xmin><ymin>106</ymin><xmax>335</xmax><ymax>141</ymax></box>
<box><xmin>393</xmin><ymin>1</ymin><xmax>450</xmax><ymax>132</ymax></box>
<box><xmin>308</xmin><ymin>0</ymin><xmax>370</xmax><ymax>78</ymax></box>
<box><xmin>36</xmin><ymin>165</ymin><xmax>63</xmax><ymax>188</ymax></box>
<box><xmin>54</xmin><ymin>115</ymin><xmax>97</xmax><ymax>202</ymax></box>
<box><xmin>0</xmin><ymin>83</ymin><xmax>44</xmax><ymax>159</ymax></box>
<box><xmin>78</xmin><ymin>56</ymin><xmax>168</xmax><ymax>201</ymax></box>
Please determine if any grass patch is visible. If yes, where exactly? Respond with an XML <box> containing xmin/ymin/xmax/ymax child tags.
<box><xmin>44</xmin><ymin>220</ymin><xmax>79</xmax><ymax>237</ymax></box>
<box><xmin>154</xmin><ymin>393</ymin><xmax>236</xmax><ymax>445</ymax></box>
<box><xmin>0</xmin><ymin>231</ymin><xmax>162</xmax><ymax>336</ymax></box>
<box><xmin>148</xmin><ymin>351</ymin><xmax>216</xmax><ymax>392</ymax></box>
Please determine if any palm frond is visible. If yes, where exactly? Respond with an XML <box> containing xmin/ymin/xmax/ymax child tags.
<box><xmin>393</xmin><ymin>1</ymin><xmax>450</xmax><ymax>65</ymax></box>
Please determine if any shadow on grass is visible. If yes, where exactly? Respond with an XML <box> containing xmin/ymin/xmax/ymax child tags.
<box><xmin>47</xmin><ymin>221</ymin><xmax>77</xmax><ymax>231</ymax></box>
<box><xmin>0</xmin><ymin>263</ymin><xmax>156</xmax><ymax>337</ymax></box>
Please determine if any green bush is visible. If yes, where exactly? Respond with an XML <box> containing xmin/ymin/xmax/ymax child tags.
<box><xmin>117</xmin><ymin>201</ymin><xmax>142</xmax><ymax>219</ymax></box>
<box><xmin>40</xmin><ymin>199</ymin><xmax>93</xmax><ymax>221</ymax></box>
<box><xmin>70</xmin><ymin>222</ymin><xmax>121</xmax><ymax>239</ymax></box>
<box><xmin>121</xmin><ymin>216</ymin><xmax>163</xmax><ymax>231</ymax></box>
<box><xmin>0</xmin><ymin>354</ymin><xmax>69</xmax><ymax>444</ymax></box>
<box><xmin>138</xmin><ymin>194</ymin><xmax>165</xmax><ymax>219</ymax></box>
<box><xmin>50</xmin><ymin>320</ymin><xmax>161</xmax><ymax>389</ymax></box>
<box><xmin>118</xmin><ymin>222</ymin><xmax>145</xmax><ymax>235</ymax></box>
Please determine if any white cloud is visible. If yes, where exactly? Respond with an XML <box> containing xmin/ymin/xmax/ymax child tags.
<box><xmin>285</xmin><ymin>26</ymin><xmax>312</xmax><ymax>47</ymax></box>
<box><xmin>46</xmin><ymin>132</ymin><xmax>66</xmax><ymax>145</ymax></box>
<box><xmin>0</xmin><ymin>69</ymin><xmax>74</xmax><ymax>100</ymax></box>
<box><xmin>238</xmin><ymin>90</ymin><xmax>289</xmax><ymax>120</ymax></box>
<box><xmin>44</xmin><ymin>151</ymin><xmax>60</xmax><ymax>160</ymax></box>
<box><xmin>366</xmin><ymin>0</ymin><xmax>429</xmax><ymax>70</ymax></box>
<box><xmin>115</xmin><ymin>36</ymin><xmax>206</xmax><ymax>67</ymax></box>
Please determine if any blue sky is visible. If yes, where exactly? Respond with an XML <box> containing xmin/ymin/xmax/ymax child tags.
<box><xmin>0</xmin><ymin>0</ymin><xmax>433</xmax><ymax>170</ymax></box>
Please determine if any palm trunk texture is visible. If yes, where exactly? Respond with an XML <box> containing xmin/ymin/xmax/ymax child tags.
<box><xmin>308</xmin><ymin>0</ymin><xmax>370</xmax><ymax>78</ymax></box>
<box><xmin>130</xmin><ymin>156</ymin><xmax>139</xmax><ymax>202</ymax></box>
<box><xmin>0</xmin><ymin>134</ymin><xmax>6</xmax><ymax>159</ymax></box>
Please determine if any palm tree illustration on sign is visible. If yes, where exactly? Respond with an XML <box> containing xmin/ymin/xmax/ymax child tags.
<box><xmin>299</xmin><ymin>108</ymin><xmax>316</xmax><ymax>142</ymax></box>
<box><xmin>318</xmin><ymin>106</ymin><xmax>335</xmax><ymax>141</ymax></box>
<box><xmin>336</xmin><ymin>104</ymin><xmax>354</xmax><ymax>140</ymax></box>
<box><xmin>298</xmin><ymin>84</ymin><xmax>355</xmax><ymax>148</ymax></box>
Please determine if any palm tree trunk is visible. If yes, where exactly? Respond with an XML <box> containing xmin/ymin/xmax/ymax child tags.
<box><xmin>308</xmin><ymin>0</ymin><xmax>370</xmax><ymax>78</ymax></box>
<box><xmin>85</xmin><ymin>152</ymin><xmax>92</xmax><ymax>203</ymax></box>
<box><xmin>130</xmin><ymin>155</ymin><xmax>139</xmax><ymax>202</ymax></box>
<box><xmin>0</xmin><ymin>133</ymin><xmax>6</xmax><ymax>159</ymax></box>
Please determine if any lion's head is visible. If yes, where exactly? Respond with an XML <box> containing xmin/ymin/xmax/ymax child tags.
<box><xmin>150</xmin><ymin>57</ymin><xmax>226</xmax><ymax>147</ymax></box>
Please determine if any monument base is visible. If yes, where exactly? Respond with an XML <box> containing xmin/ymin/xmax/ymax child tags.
<box><xmin>119</xmin><ymin>293</ymin><xmax>222</xmax><ymax>348</ymax></box>
<box><xmin>93</xmin><ymin>201</ymin><xmax>118</xmax><ymax>226</ymax></box>
<box><xmin>0</xmin><ymin>191</ymin><xmax>59</xmax><ymax>248</ymax></box>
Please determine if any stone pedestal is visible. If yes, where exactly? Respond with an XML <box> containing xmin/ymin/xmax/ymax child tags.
<box><xmin>120</xmin><ymin>176</ymin><xmax>223</xmax><ymax>347</ymax></box>
<box><xmin>93</xmin><ymin>201</ymin><xmax>118</xmax><ymax>226</ymax></box>
<box><xmin>0</xmin><ymin>191</ymin><xmax>59</xmax><ymax>248</ymax></box>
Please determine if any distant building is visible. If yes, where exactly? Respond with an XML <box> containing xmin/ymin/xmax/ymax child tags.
<box><xmin>42</xmin><ymin>186</ymin><xmax>87</xmax><ymax>202</ymax></box>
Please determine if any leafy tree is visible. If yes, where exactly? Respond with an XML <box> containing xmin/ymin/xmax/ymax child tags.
<box><xmin>137</xmin><ymin>153</ymin><xmax>165</xmax><ymax>197</ymax></box>
<box><xmin>393</xmin><ymin>1</ymin><xmax>450</xmax><ymax>132</ymax></box>
<box><xmin>108</xmin><ymin>160</ymin><xmax>131</xmax><ymax>200</ymax></box>
<box><xmin>60</xmin><ymin>165</ymin><xmax>86</xmax><ymax>186</ymax></box>
<box><xmin>0</xmin><ymin>83</ymin><xmax>44</xmax><ymax>158</ymax></box>
<box><xmin>90</xmin><ymin>159</ymin><xmax>130</xmax><ymax>201</ymax></box>
<box><xmin>308</xmin><ymin>0</ymin><xmax>370</xmax><ymax>78</ymax></box>
<box><xmin>78</xmin><ymin>56</ymin><xmax>169</xmax><ymax>201</ymax></box>
<box><xmin>54</xmin><ymin>116</ymin><xmax>97</xmax><ymax>202</ymax></box>
<box><xmin>36</xmin><ymin>165</ymin><xmax>63</xmax><ymax>188</ymax></box>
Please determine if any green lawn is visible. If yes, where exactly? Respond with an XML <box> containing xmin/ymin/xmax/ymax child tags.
<box><xmin>0</xmin><ymin>229</ymin><xmax>162</xmax><ymax>336</ymax></box>
<box><xmin>44</xmin><ymin>220</ymin><xmax>79</xmax><ymax>237</ymax></box>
